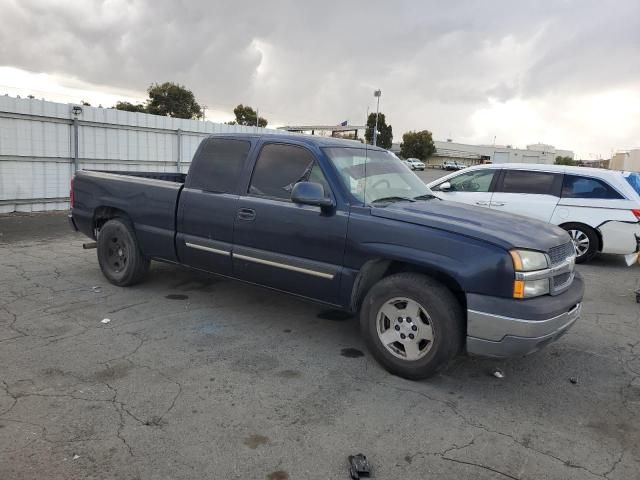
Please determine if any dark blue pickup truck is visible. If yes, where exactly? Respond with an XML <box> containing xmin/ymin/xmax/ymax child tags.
<box><xmin>70</xmin><ymin>133</ymin><xmax>583</xmax><ymax>379</ymax></box>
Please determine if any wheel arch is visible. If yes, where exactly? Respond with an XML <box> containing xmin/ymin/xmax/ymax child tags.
<box><xmin>350</xmin><ymin>258</ymin><xmax>467</xmax><ymax>316</ymax></box>
<box><xmin>559</xmin><ymin>221</ymin><xmax>602</xmax><ymax>252</ymax></box>
<box><xmin>93</xmin><ymin>206</ymin><xmax>133</xmax><ymax>236</ymax></box>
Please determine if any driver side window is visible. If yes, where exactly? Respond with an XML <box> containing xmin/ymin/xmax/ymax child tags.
<box><xmin>249</xmin><ymin>144</ymin><xmax>330</xmax><ymax>200</ymax></box>
<box><xmin>445</xmin><ymin>170</ymin><xmax>495</xmax><ymax>192</ymax></box>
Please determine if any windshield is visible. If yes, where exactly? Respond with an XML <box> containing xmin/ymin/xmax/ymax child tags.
<box><xmin>324</xmin><ymin>147</ymin><xmax>433</xmax><ymax>204</ymax></box>
<box><xmin>623</xmin><ymin>172</ymin><xmax>640</xmax><ymax>196</ymax></box>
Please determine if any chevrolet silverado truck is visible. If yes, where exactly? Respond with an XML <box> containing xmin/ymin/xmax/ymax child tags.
<box><xmin>70</xmin><ymin>133</ymin><xmax>584</xmax><ymax>379</ymax></box>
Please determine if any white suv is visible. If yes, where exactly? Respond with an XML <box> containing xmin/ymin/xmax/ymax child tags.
<box><xmin>404</xmin><ymin>158</ymin><xmax>425</xmax><ymax>170</ymax></box>
<box><xmin>428</xmin><ymin>163</ymin><xmax>640</xmax><ymax>263</ymax></box>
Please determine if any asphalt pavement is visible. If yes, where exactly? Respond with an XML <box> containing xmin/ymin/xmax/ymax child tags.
<box><xmin>1</xmin><ymin>180</ymin><xmax>639</xmax><ymax>479</ymax></box>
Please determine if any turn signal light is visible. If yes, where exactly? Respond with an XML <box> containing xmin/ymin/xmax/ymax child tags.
<box><xmin>513</xmin><ymin>280</ymin><xmax>525</xmax><ymax>299</ymax></box>
<box><xmin>509</xmin><ymin>251</ymin><xmax>523</xmax><ymax>271</ymax></box>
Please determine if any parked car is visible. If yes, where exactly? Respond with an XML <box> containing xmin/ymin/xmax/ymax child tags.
<box><xmin>428</xmin><ymin>163</ymin><xmax>640</xmax><ymax>263</ymax></box>
<box><xmin>404</xmin><ymin>158</ymin><xmax>425</xmax><ymax>170</ymax></box>
<box><xmin>442</xmin><ymin>161</ymin><xmax>458</xmax><ymax>171</ymax></box>
<box><xmin>70</xmin><ymin>135</ymin><xmax>583</xmax><ymax>379</ymax></box>
<box><xmin>455</xmin><ymin>161</ymin><xmax>467</xmax><ymax>170</ymax></box>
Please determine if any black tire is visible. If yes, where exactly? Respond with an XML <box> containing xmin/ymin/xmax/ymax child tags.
<box><xmin>561</xmin><ymin>223</ymin><xmax>599</xmax><ymax>263</ymax></box>
<box><xmin>97</xmin><ymin>218</ymin><xmax>150</xmax><ymax>286</ymax></box>
<box><xmin>360</xmin><ymin>273</ymin><xmax>464</xmax><ymax>380</ymax></box>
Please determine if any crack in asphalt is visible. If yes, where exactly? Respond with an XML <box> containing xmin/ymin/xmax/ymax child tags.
<box><xmin>373</xmin><ymin>378</ymin><xmax>618</xmax><ymax>479</ymax></box>
<box><xmin>440</xmin><ymin>456</ymin><xmax>521</xmax><ymax>480</ymax></box>
<box><xmin>1</xmin><ymin>237</ymin><xmax>637</xmax><ymax>478</ymax></box>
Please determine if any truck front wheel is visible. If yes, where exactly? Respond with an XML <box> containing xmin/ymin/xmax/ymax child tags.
<box><xmin>360</xmin><ymin>273</ymin><xmax>464</xmax><ymax>380</ymax></box>
<box><xmin>97</xmin><ymin>218</ymin><xmax>150</xmax><ymax>286</ymax></box>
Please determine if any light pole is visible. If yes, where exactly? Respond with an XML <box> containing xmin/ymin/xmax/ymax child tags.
<box><xmin>373</xmin><ymin>89</ymin><xmax>382</xmax><ymax>146</ymax></box>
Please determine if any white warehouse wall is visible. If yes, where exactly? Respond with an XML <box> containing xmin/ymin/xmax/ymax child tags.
<box><xmin>0</xmin><ymin>96</ymin><xmax>286</xmax><ymax>213</ymax></box>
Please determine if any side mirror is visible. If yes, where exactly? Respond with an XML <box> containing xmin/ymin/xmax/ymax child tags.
<box><xmin>291</xmin><ymin>182</ymin><xmax>334</xmax><ymax>209</ymax></box>
<box><xmin>438</xmin><ymin>181</ymin><xmax>451</xmax><ymax>191</ymax></box>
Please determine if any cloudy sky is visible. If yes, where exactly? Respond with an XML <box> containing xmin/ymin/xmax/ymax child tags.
<box><xmin>1</xmin><ymin>0</ymin><xmax>638</xmax><ymax>158</ymax></box>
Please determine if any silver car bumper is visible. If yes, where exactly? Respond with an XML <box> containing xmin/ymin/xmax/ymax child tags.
<box><xmin>466</xmin><ymin>303</ymin><xmax>581</xmax><ymax>358</ymax></box>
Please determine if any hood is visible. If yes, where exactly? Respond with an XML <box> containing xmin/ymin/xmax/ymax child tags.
<box><xmin>371</xmin><ymin>199</ymin><xmax>570</xmax><ymax>251</ymax></box>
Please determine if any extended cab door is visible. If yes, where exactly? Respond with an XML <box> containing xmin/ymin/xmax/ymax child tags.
<box><xmin>431</xmin><ymin>168</ymin><xmax>498</xmax><ymax>208</ymax></box>
<box><xmin>490</xmin><ymin>169</ymin><xmax>562</xmax><ymax>222</ymax></box>
<box><xmin>232</xmin><ymin>141</ymin><xmax>348</xmax><ymax>305</ymax></box>
<box><xmin>176</xmin><ymin>137</ymin><xmax>254</xmax><ymax>275</ymax></box>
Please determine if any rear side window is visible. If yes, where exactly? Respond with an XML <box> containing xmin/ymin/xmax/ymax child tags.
<box><xmin>186</xmin><ymin>138</ymin><xmax>251</xmax><ymax>193</ymax></box>
<box><xmin>562</xmin><ymin>174</ymin><xmax>624</xmax><ymax>199</ymax></box>
<box><xmin>444</xmin><ymin>169</ymin><xmax>495</xmax><ymax>192</ymax></box>
<box><xmin>500</xmin><ymin>170</ymin><xmax>560</xmax><ymax>195</ymax></box>
<box><xmin>249</xmin><ymin>144</ymin><xmax>321</xmax><ymax>200</ymax></box>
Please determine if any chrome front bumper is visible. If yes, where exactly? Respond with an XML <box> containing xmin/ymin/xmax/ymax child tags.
<box><xmin>466</xmin><ymin>303</ymin><xmax>581</xmax><ymax>358</ymax></box>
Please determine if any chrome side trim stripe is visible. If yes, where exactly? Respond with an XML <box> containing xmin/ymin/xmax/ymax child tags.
<box><xmin>185</xmin><ymin>242</ymin><xmax>230</xmax><ymax>256</ymax></box>
<box><xmin>233</xmin><ymin>253</ymin><xmax>335</xmax><ymax>279</ymax></box>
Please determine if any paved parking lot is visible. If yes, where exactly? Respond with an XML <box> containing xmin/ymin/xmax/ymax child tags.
<box><xmin>415</xmin><ymin>167</ymin><xmax>451</xmax><ymax>185</ymax></box>
<box><xmin>1</xmin><ymin>186</ymin><xmax>639</xmax><ymax>479</ymax></box>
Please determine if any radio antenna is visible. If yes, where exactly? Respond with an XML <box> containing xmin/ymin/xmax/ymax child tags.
<box><xmin>363</xmin><ymin>108</ymin><xmax>369</xmax><ymax>204</ymax></box>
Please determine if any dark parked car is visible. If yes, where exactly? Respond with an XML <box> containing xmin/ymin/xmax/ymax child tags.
<box><xmin>442</xmin><ymin>161</ymin><xmax>458</xmax><ymax>171</ymax></box>
<box><xmin>70</xmin><ymin>134</ymin><xmax>583</xmax><ymax>379</ymax></box>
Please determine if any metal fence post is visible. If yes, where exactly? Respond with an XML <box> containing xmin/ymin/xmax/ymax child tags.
<box><xmin>73</xmin><ymin>117</ymin><xmax>79</xmax><ymax>172</ymax></box>
<box><xmin>176</xmin><ymin>129</ymin><xmax>182</xmax><ymax>172</ymax></box>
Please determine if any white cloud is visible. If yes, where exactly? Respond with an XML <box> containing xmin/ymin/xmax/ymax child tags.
<box><xmin>0</xmin><ymin>66</ymin><xmax>144</xmax><ymax>106</ymax></box>
<box><xmin>0</xmin><ymin>0</ymin><xmax>638</xmax><ymax>157</ymax></box>
<box><xmin>470</xmin><ymin>89</ymin><xmax>640</xmax><ymax>157</ymax></box>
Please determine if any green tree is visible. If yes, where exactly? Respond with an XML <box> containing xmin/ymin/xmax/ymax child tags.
<box><xmin>555</xmin><ymin>155</ymin><xmax>577</xmax><ymax>166</ymax></box>
<box><xmin>233</xmin><ymin>104</ymin><xmax>267</xmax><ymax>127</ymax></box>
<box><xmin>364</xmin><ymin>112</ymin><xmax>393</xmax><ymax>148</ymax></box>
<box><xmin>400</xmin><ymin>130</ymin><xmax>436</xmax><ymax>160</ymax></box>
<box><xmin>146</xmin><ymin>82</ymin><xmax>202</xmax><ymax>119</ymax></box>
<box><xmin>114</xmin><ymin>101</ymin><xmax>147</xmax><ymax>113</ymax></box>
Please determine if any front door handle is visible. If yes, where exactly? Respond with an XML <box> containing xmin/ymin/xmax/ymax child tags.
<box><xmin>475</xmin><ymin>201</ymin><xmax>490</xmax><ymax>206</ymax></box>
<box><xmin>492</xmin><ymin>202</ymin><xmax>506</xmax><ymax>206</ymax></box>
<box><xmin>237</xmin><ymin>208</ymin><xmax>256</xmax><ymax>221</ymax></box>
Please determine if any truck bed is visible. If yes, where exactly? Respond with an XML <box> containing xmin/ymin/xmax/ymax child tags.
<box><xmin>71</xmin><ymin>170</ymin><xmax>184</xmax><ymax>261</ymax></box>
<box><xmin>91</xmin><ymin>170</ymin><xmax>187</xmax><ymax>183</ymax></box>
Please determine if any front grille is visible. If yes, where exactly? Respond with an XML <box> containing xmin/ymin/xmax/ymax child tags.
<box><xmin>549</xmin><ymin>242</ymin><xmax>575</xmax><ymax>266</ymax></box>
<box><xmin>552</xmin><ymin>271</ymin><xmax>573</xmax><ymax>291</ymax></box>
<box><xmin>548</xmin><ymin>242</ymin><xmax>576</xmax><ymax>295</ymax></box>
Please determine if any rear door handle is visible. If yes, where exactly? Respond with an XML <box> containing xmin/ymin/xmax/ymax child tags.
<box><xmin>475</xmin><ymin>201</ymin><xmax>490</xmax><ymax>206</ymax></box>
<box><xmin>492</xmin><ymin>202</ymin><xmax>505</xmax><ymax>206</ymax></box>
<box><xmin>237</xmin><ymin>208</ymin><xmax>256</xmax><ymax>221</ymax></box>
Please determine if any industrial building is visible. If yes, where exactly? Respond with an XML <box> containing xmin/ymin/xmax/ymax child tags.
<box><xmin>278</xmin><ymin>124</ymin><xmax>365</xmax><ymax>139</ymax></box>
<box><xmin>610</xmin><ymin>149</ymin><xmax>640</xmax><ymax>171</ymax></box>
<box><xmin>391</xmin><ymin>140</ymin><xmax>574</xmax><ymax>167</ymax></box>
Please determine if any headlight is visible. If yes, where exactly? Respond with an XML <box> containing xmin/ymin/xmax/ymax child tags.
<box><xmin>513</xmin><ymin>278</ymin><xmax>550</xmax><ymax>298</ymax></box>
<box><xmin>510</xmin><ymin>249</ymin><xmax>550</xmax><ymax>298</ymax></box>
<box><xmin>510</xmin><ymin>249</ymin><xmax>549</xmax><ymax>271</ymax></box>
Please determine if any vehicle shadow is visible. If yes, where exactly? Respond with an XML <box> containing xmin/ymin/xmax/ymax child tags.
<box><xmin>583</xmin><ymin>253</ymin><xmax>634</xmax><ymax>269</ymax></box>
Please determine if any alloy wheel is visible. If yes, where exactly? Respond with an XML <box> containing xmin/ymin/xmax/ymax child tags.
<box><xmin>568</xmin><ymin>229</ymin><xmax>590</xmax><ymax>257</ymax></box>
<box><xmin>376</xmin><ymin>297</ymin><xmax>434</xmax><ymax>361</ymax></box>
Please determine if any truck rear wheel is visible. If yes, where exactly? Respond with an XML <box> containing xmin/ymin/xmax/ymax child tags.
<box><xmin>360</xmin><ymin>273</ymin><xmax>464</xmax><ymax>380</ymax></box>
<box><xmin>97</xmin><ymin>218</ymin><xmax>149</xmax><ymax>286</ymax></box>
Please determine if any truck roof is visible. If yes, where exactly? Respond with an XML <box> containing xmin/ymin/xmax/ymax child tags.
<box><xmin>203</xmin><ymin>132</ymin><xmax>388</xmax><ymax>151</ymax></box>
